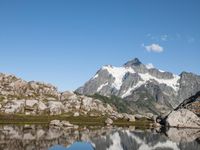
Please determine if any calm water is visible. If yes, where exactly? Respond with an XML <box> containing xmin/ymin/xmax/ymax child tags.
<box><xmin>0</xmin><ymin>124</ymin><xmax>200</xmax><ymax>150</ymax></box>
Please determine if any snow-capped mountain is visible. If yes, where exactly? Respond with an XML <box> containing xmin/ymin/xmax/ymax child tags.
<box><xmin>76</xmin><ymin>58</ymin><xmax>200</xmax><ymax>114</ymax></box>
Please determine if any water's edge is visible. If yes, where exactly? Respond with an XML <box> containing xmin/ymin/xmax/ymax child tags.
<box><xmin>0</xmin><ymin>124</ymin><xmax>200</xmax><ymax>150</ymax></box>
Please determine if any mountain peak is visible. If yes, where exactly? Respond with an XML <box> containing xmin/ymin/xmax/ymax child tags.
<box><xmin>123</xmin><ymin>58</ymin><xmax>142</xmax><ymax>67</ymax></box>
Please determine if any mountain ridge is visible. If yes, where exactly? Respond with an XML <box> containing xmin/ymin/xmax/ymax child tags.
<box><xmin>76</xmin><ymin>58</ymin><xmax>200</xmax><ymax>115</ymax></box>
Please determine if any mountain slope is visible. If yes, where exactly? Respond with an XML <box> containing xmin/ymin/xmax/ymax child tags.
<box><xmin>76</xmin><ymin>58</ymin><xmax>200</xmax><ymax>115</ymax></box>
<box><xmin>0</xmin><ymin>73</ymin><xmax>125</xmax><ymax>118</ymax></box>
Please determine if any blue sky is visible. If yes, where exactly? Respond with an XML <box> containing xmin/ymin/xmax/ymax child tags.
<box><xmin>0</xmin><ymin>0</ymin><xmax>199</xmax><ymax>91</ymax></box>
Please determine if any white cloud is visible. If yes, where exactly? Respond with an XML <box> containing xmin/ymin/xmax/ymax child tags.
<box><xmin>146</xmin><ymin>34</ymin><xmax>169</xmax><ymax>41</ymax></box>
<box><xmin>146</xmin><ymin>63</ymin><xmax>154</xmax><ymax>69</ymax></box>
<box><xmin>161</xmin><ymin>34</ymin><xmax>168</xmax><ymax>41</ymax></box>
<box><xmin>145</xmin><ymin>33</ymin><xmax>196</xmax><ymax>44</ymax></box>
<box><xmin>143</xmin><ymin>43</ymin><xmax>164</xmax><ymax>53</ymax></box>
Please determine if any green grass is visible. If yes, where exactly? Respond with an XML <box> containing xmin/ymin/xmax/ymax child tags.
<box><xmin>0</xmin><ymin>96</ymin><xmax>5</xmax><ymax>101</ymax></box>
<box><xmin>0</xmin><ymin>114</ymin><xmax>106</xmax><ymax>125</ymax></box>
<box><xmin>0</xmin><ymin>113</ymin><xmax>153</xmax><ymax>127</ymax></box>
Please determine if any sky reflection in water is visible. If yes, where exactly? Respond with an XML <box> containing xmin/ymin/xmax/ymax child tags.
<box><xmin>0</xmin><ymin>125</ymin><xmax>200</xmax><ymax>150</ymax></box>
<box><xmin>49</xmin><ymin>142</ymin><xmax>94</xmax><ymax>150</ymax></box>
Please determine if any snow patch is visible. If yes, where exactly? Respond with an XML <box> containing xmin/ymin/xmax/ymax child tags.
<box><xmin>121</xmin><ymin>81</ymin><xmax>145</xmax><ymax>98</ymax></box>
<box><xmin>139</xmin><ymin>73</ymin><xmax>180</xmax><ymax>91</ymax></box>
<box><xmin>146</xmin><ymin>63</ymin><xmax>154</xmax><ymax>69</ymax></box>
<box><xmin>97</xmin><ymin>82</ymin><xmax>108</xmax><ymax>92</ymax></box>
<box><xmin>102</xmin><ymin>66</ymin><xmax>135</xmax><ymax>90</ymax></box>
<box><xmin>122</xmin><ymin>73</ymin><xmax>180</xmax><ymax>98</ymax></box>
<box><xmin>92</xmin><ymin>74</ymin><xmax>99</xmax><ymax>79</ymax></box>
<box><xmin>126</xmin><ymin>130</ymin><xmax>180</xmax><ymax>150</ymax></box>
<box><xmin>90</xmin><ymin>142</ymin><xmax>96</xmax><ymax>148</ymax></box>
<box><xmin>107</xmin><ymin>132</ymin><xmax>123</xmax><ymax>150</ymax></box>
<box><xmin>100</xmin><ymin>65</ymin><xmax>180</xmax><ymax>98</ymax></box>
<box><xmin>159</xmin><ymin>69</ymin><xmax>165</xmax><ymax>73</ymax></box>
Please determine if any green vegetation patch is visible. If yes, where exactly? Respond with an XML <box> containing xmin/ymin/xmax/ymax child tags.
<box><xmin>0</xmin><ymin>113</ymin><xmax>106</xmax><ymax>125</ymax></box>
<box><xmin>89</xmin><ymin>93</ymin><xmax>131</xmax><ymax>113</ymax></box>
<box><xmin>0</xmin><ymin>113</ymin><xmax>153</xmax><ymax>127</ymax></box>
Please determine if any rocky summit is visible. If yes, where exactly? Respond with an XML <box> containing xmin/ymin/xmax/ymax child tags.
<box><xmin>76</xmin><ymin>58</ymin><xmax>200</xmax><ymax>115</ymax></box>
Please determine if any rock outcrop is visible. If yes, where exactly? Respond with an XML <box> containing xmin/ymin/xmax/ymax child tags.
<box><xmin>166</xmin><ymin>109</ymin><xmax>200</xmax><ymax>128</ymax></box>
<box><xmin>105</xmin><ymin>118</ymin><xmax>113</xmax><ymax>125</ymax></box>
<box><xmin>175</xmin><ymin>91</ymin><xmax>200</xmax><ymax>116</ymax></box>
<box><xmin>0</xmin><ymin>73</ymin><xmax>137</xmax><ymax>120</ymax></box>
<box><xmin>163</xmin><ymin>91</ymin><xmax>200</xmax><ymax>128</ymax></box>
<box><xmin>50</xmin><ymin>120</ymin><xmax>75</xmax><ymax>128</ymax></box>
<box><xmin>0</xmin><ymin>92</ymin><xmax>124</xmax><ymax>117</ymax></box>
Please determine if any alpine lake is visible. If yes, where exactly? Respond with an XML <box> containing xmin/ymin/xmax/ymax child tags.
<box><xmin>0</xmin><ymin>117</ymin><xmax>200</xmax><ymax>150</ymax></box>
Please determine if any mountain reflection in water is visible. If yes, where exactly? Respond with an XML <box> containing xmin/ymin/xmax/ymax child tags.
<box><xmin>49</xmin><ymin>142</ymin><xmax>94</xmax><ymax>150</ymax></box>
<box><xmin>0</xmin><ymin>124</ymin><xmax>199</xmax><ymax>150</ymax></box>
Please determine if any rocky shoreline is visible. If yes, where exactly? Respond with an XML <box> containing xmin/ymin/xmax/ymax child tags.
<box><xmin>1</xmin><ymin>72</ymin><xmax>200</xmax><ymax>129</ymax></box>
<box><xmin>0</xmin><ymin>72</ymin><xmax>154</xmax><ymax>127</ymax></box>
<box><xmin>157</xmin><ymin>91</ymin><xmax>200</xmax><ymax>129</ymax></box>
